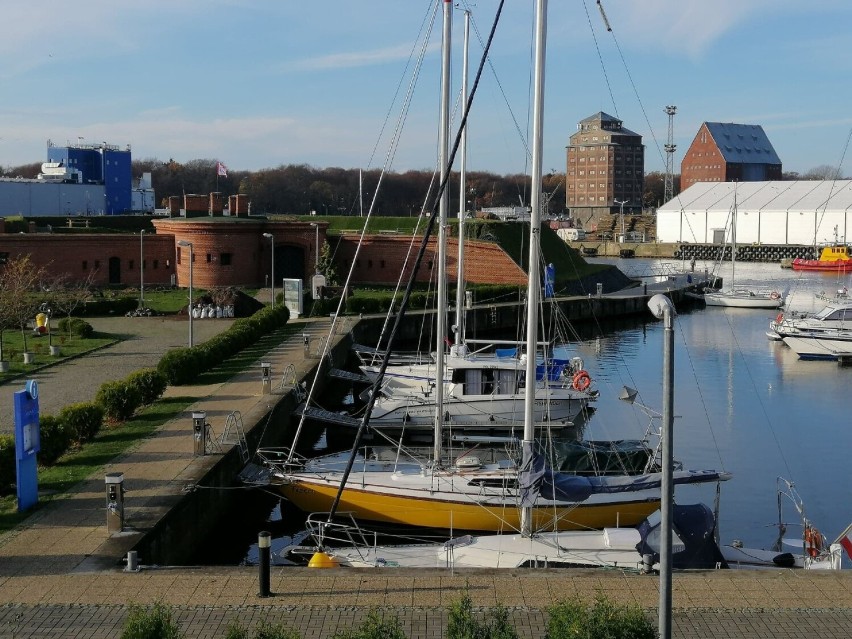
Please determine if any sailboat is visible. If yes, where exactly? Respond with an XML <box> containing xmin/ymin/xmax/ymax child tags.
<box><xmin>703</xmin><ymin>187</ymin><xmax>786</xmax><ymax>309</ymax></box>
<box><xmin>255</xmin><ymin>0</ymin><xmax>729</xmax><ymax>540</ymax></box>
<box><xmin>354</xmin><ymin>6</ymin><xmax>594</xmax><ymax>430</ymax></box>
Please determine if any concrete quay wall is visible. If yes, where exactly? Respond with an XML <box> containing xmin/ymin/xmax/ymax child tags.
<box><xmin>131</xmin><ymin>327</ymin><xmax>354</xmax><ymax>566</ymax></box>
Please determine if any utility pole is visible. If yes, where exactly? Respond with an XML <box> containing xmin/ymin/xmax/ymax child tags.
<box><xmin>664</xmin><ymin>105</ymin><xmax>677</xmax><ymax>204</ymax></box>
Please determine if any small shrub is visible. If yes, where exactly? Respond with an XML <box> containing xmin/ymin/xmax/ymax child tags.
<box><xmin>331</xmin><ymin>610</ymin><xmax>406</xmax><ymax>639</ymax></box>
<box><xmin>223</xmin><ymin>621</ymin><xmax>249</xmax><ymax>639</ymax></box>
<box><xmin>254</xmin><ymin>621</ymin><xmax>301</xmax><ymax>639</ymax></box>
<box><xmin>127</xmin><ymin>368</ymin><xmax>168</xmax><ymax>405</ymax></box>
<box><xmin>96</xmin><ymin>380</ymin><xmax>143</xmax><ymax>422</ymax></box>
<box><xmin>545</xmin><ymin>594</ymin><xmax>655</xmax><ymax>639</ymax></box>
<box><xmin>58</xmin><ymin>402</ymin><xmax>105</xmax><ymax>444</ymax></box>
<box><xmin>38</xmin><ymin>414</ymin><xmax>71</xmax><ymax>465</ymax></box>
<box><xmin>447</xmin><ymin>593</ymin><xmax>518</xmax><ymax>639</ymax></box>
<box><xmin>58</xmin><ymin>317</ymin><xmax>94</xmax><ymax>337</ymax></box>
<box><xmin>120</xmin><ymin>602</ymin><xmax>183</xmax><ymax>639</ymax></box>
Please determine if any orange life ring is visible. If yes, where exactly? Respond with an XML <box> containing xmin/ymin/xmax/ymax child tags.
<box><xmin>804</xmin><ymin>526</ymin><xmax>824</xmax><ymax>558</ymax></box>
<box><xmin>572</xmin><ymin>370</ymin><xmax>591</xmax><ymax>392</ymax></box>
<box><xmin>770</xmin><ymin>291</ymin><xmax>781</xmax><ymax>300</ymax></box>
<box><xmin>775</xmin><ymin>312</ymin><xmax>784</xmax><ymax>324</ymax></box>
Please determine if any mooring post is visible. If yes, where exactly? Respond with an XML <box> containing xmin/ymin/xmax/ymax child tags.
<box><xmin>258</xmin><ymin>531</ymin><xmax>271</xmax><ymax>597</ymax></box>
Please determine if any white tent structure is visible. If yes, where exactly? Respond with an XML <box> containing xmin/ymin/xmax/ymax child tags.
<box><xmin>657</xmin><ymin>181</ymin><xmax>852</xmax><ymax>246</ymax></box>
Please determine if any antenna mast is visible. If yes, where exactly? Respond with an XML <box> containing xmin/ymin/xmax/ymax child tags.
<box><xmin>664</xmin><ymin>105</ymin><xmax>677</xmax><ymax>204</ymax></box>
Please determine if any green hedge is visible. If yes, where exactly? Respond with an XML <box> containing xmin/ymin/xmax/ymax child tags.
<box><xmin>58</xmin><ymin>402</ymin><xmax>105</xmax><ymax>444</ymax></box>
<box><xmin>96</xmin><ymin>380</ymin><xmax>143</xmax><ymax>422</ymax></box>
<box><xmin>38</xmin><ymin>415</ymin><xmax>72</xmax><ymax>465</ymax></box>
<box><xmin>158</xmin><ymin>304</ymin><xmax>290</xmax><ymax>385</ymax></box>
<box><xmin>0</xmin><ymin>435</ymin><xmax>14</xmax><ymax>493</ymax></box>
<box><xmin>127</xmin><ymin>368</ymin><xmax>168</xmax><ymax>405</ymax></box>
<box><xmin>78</xmin><ymin>297</ymin><xmax>138</xmax><ymax>317</ymax></box>
<box><xmin>56</xmin><ymin>317</ymin><xmax>94</xmax><ymax>337</ymax></box>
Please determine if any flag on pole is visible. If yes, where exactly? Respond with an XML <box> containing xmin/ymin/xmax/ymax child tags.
<box><xmin>838</xmin><ymin>522</ymin><xmax>852</xmax><ymax>560</ymax></box>
<box><xmin>216</xmin><ymin>161</ymin><xmax>228</xmax><ymax>178</ymax></box>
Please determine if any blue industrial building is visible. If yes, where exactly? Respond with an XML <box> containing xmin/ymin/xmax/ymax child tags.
<box><xmin>0</xmin><ymin>141</ymin><xmax>134</xmax><ymax>217</ymax></box>
<box><xmin>46</xmin><ymin>141</ymin><xmax>132</xmax><ymax>214</ymax></box>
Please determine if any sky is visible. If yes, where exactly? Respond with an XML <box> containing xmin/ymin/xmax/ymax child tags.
<box><xmin>1</xmin><ymin>0</ymin><xmax>851</xmax><ymax>178</ymax></box>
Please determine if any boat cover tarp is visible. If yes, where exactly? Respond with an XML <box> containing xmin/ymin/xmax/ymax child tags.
<box><xmin>521</xmin><ymin>450</ymin><xmax>727</xmax><ymax>504</ymax></box>
<box><xmin>636</xmin><ymin>503</ymin><xmax>729</xmax><ymax>569</ymax></box>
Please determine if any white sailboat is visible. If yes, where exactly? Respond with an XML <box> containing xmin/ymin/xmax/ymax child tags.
<box><xmin>256</xmin><ymin>0</ymin><xmax>729</xmax><ymax>542</ymax></box>
<box><xmin>704</xmin><ymin>188</ymin><xmax>785</xmax><ymax>309</ymax></box>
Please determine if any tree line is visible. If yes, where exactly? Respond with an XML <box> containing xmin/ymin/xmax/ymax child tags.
<box><xmin>2</xmin><ymin>159</ymin><xmax>845</xmax><ymax>217</ymax></box>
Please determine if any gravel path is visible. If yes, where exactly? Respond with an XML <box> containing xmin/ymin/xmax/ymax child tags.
<box><xmin>0</xmin><ymin>316</ymin><xmax>233</xmax><ymax>432</ymax></box>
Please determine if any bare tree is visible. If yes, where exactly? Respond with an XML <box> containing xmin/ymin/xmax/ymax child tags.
<box><xmin>2</xmin><ymin>256</ymin><xmax>48</xmax><ymax>356</ymax></box>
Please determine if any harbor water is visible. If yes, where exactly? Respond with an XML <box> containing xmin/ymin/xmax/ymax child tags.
<box><xmin>215</xmin><ymin>259</ymin><xmax>852</xmax><ymax>565</ymax></box>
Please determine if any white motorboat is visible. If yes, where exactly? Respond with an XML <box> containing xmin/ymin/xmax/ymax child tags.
<box><xmin>767</xmin><ymin>298</ymin><xmax>852</xmax><ymax>340</ymax></box>
<box><xmin>782</xmin><ymin>332</ymin><xmax>852</xmax><ymax>360</ymax></box>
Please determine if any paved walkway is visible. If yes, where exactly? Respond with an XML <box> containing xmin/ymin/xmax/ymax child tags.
<box><xmin>1</xmin><ymin>316</ymin><xmax>233</xmax><ymax>433</ymax></box>
<box><xmin>1</xmin><ymin>311</ymin><xmax>851</xmax><ymax>638</ymax></box>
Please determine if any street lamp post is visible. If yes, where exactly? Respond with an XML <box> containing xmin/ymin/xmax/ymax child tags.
<box><xmin>646</xmin><ymin>293</ymin><xmax>675</xmax><ymax>639</ymax></box>
<box><xmin>309</xmin><ymin>223</ymin><xmax>319</xmax><ymax>274</ymax></box>
<box><xmin>139</xmin><ymin>230</ymin><xmax>145</xmax><ymax>310</ymax></box>
<box><xmin>262</xmin><ymin>232</ymin><xmax>275</xmax><ymax>308</ymax></box>
<box><xmin>177</xmin><ymin>240</ymin><xmax>194</xmax><ymax>348</ymax></box>
<box><xmin>615</xmin><ymin>199</ymin><xmax>628</xmax><ymax>242</ymax></box>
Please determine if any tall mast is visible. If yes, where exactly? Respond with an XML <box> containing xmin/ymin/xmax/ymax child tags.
<box><xmin>433</xmin><ymin>0</ymin><xmax>452</xmax><ymax>464</ymax></box>
<box><xmin>521</xmin><ymin>0</ymin><xmax>547</xmax><ymax>536</ymax></box>
<box><xmin>454</xmin><ymin>9</ymin><xmax>470</xmax><ymax>348</ymax></box>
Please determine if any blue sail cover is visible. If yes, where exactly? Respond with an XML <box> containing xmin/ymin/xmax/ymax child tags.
<box><xmin>523</xmin><ymin>451</ymin><xmax>729</xmax><ymax>504</ymax></box>
<box><xmin>518</xmin><ymin>442</ymin><xmax>545</xmax><ymax>507</ymax></box>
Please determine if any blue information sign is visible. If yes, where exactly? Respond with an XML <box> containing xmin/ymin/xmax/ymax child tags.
<box><xmin>14</xmin><ymin>380</ymin><xmax>41</xmax><ymax>513</ymax></box>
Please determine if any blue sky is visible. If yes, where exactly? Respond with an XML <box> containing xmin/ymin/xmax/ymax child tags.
<box><xmin>2</xmin><ymin>0</ymin><xmax>851</xmax><ymax>178</ymax></box>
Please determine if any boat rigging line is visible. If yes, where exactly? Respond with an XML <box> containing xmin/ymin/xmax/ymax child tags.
<box><xmin>324</xmin><ymin>0</ymin><xmax>509</xmax><ymax>524</ymax></box>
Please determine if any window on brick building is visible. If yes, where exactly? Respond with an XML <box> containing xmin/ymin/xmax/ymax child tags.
<box><xmin>95</xmin><ymin>260</ymin><xmax>100</xmax><ymax>270</ymax></box>
<box><xmin>206</xmin><ymin>253</ymin><xmax>212</xmax><ymax>263</ymax></box>
<box><xmin>153</xmin><ymin>260</ymin><xmax>159</xmax><ymax>269</ymax></box>
<box><xmin>129</xmin><ymin>260</ymin><xmax>134</xmax><ymax>270</ymax></box>
<box><xmin>177</xmin><ymin>248</ymin><xmax>181</xmax><ymax>264</ymax></box>
<box><xmin>142</xmin><ymin>259</ymin><xmax>146</xmax><ymax>270</ymax></box>
<box><xmin>82</xmin><ymin>260</ymin><xmax>88</xmax><ymax>270</ymax></box>
<box><xmin>220</xmin><ymin>253</ymin><xmax>232</xmax><ymax>266</ymax></box>
<box><xmin>368</xmin><ymin>260</ymin><xmax>373</xmax><ymax>268</ymax></box>
<box><xmin>380</xmin><ymin>260</ymin><xmax>385</xmax><ymax>268</ymax></box>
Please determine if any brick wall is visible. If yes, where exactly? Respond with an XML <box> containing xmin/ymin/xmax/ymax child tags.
<box><xmin>0</xmin><ymin>233</ymin><xmax>175</xmax><ymax>286</ymax></box>
<box><xmin>153</xmin><ymin>218</ymin><xmax>327</xmax><ymax>288</ymax></box>
<box><xmin>334</xmin><ymin>235</ymin><xmax>526</xmax><ymax>286</ymax></box>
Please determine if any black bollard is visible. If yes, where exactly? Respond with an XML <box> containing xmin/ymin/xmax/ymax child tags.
<box><xmin>258</xmin><ymin>531</ymin><xmax>271</xmax><ymax>597</ymax></box>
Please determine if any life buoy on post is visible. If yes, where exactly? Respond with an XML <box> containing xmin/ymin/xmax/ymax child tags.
<box><xmin>804</xmin><ymin>525</ymin><xmax>824</xmax><ymax>558</ymax></box>
<box><xmin>572</xmin><ymin>370</ymin><xmax>591</xmax><ymax>392</ymax></box>
<box><xmin>770</xmin><ymin>291</ymin><xmax>781</xmax><ymax>300</ymax></box>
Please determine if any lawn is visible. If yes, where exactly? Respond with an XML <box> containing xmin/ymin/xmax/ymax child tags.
<box><xmin>0</xmin><ymin>330</ymin><xmax>117</xmax><ymax>383</ymax></box>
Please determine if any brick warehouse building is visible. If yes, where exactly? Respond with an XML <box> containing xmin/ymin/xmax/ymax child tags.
<box><xmin>566</xmin><ymin>112</ymin><xmax>644</xmax><ymax>228</ymax></box>
<box><xmin>680</xmin><ymin>122</ymin><xmax>782</xmax><ymax>190</ymax></box>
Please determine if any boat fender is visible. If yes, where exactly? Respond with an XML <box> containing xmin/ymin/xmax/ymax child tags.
<box><xmin>771</xmin><ymin>552</ymin><xmax>796</xmax><ymax>568</ymax></box>
<box><xmin>572</xmin><ymin>370</ymin><xmax>591</xmax><ymax>392</ymax></box>
<box><xmin>308</xmin><ymin>551</ymin><xmax>340</xmax><ymax>569</ymax></box>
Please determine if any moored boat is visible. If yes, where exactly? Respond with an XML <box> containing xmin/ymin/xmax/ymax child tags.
<box><xmin>792</xmin><ymin>243</ymin><xmax>852</xmax><ymax>272</ymax></box>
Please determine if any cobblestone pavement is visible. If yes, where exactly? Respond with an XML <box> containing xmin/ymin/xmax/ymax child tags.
<box><xmin>0</xmin><ymin>316</ymin><xmax>233</xmax><ymax>433</ymax></box>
